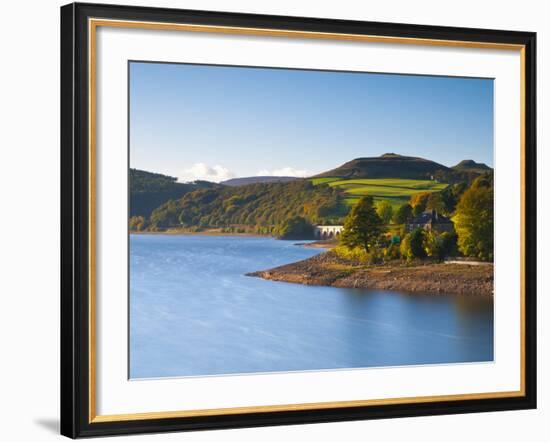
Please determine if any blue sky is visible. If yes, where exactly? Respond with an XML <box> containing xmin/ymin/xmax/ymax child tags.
<box><xmin>129</xmin><ymin>62</ymin><xmax>493</xmax><ymax>182</ymax></box>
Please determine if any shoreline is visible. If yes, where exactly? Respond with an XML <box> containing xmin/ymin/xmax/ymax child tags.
<box><xmin>130</xmin><ymin>230</ymin><xmax>268</xmax><ymax>238</ymax></box>
<box><xmin>130</xmin><ymin>230</ymin><xmax>334</xmax><ymax>243</ymax></box>
<box><xmin>247</xmin><ymin>251</ymin><xmax>494</xmax><ymax>296</ymax></box>
<box><xmin>294</xmin><ymin>240</ymin><xmax>338</xmax><ymax>249</ymax></box>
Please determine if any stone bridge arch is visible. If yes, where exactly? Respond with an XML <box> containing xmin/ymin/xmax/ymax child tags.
<box><xmin>313</xmin><ymin>225</ymin><xmax>343</xmax><ymax>239</ymax></box>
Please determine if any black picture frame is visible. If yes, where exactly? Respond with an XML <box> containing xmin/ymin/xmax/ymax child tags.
<box><xmin>61</xmin><ymin>2</ymin><xmax>537</xmax><ymax>438</ymax></box>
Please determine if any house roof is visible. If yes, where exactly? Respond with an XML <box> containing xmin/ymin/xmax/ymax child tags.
<box><xmin>409</xmin><ymin>210</ymin><xmax>452</xmax><ymax>225</ymax></box>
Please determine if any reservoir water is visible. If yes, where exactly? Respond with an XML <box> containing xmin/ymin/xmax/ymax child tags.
<box><xmin>130</xmin><ymin>234</ymin><xmax>493</xmax><ymax>378</ymax></box>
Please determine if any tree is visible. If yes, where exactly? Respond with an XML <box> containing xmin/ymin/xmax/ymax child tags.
<box><xmin>142</xmin><ymin>180</ymin><xmax>347</xmax><ymax>232</ymax></box>
<box><xmin>453</xmin><ymin>183</ymin><xmax>494</xmax><ymax>261</ymax></box>
<box><xmin>425</xmin><ymin>192</ymin><xmax>446</xmax><ymax>213</ymax></box>
<box><xmin>471</xmin><ymin>173</ymin><xmax>494</xmax><ymax>189</ymax></box>
<box><xmin>441</xmin><ymin>231</ymin><xmax>458</xmax><ymax>258</ymax></box>
<box><xmin>400</xmin><ymin>228</ymin><xmax>427</xmax><ymax>261</ymax></box>
<box><xmin>412</xmin><ymin>204</ymin><xmax>424</xmax><ymax>216</ymax></box>
<box><xmin>393</xmin><ymin>203</ymin><xmax>413</xmax><ymax>224</ymax></box>
<box><xmin>424</xmin><ymin>231</ymin><xmax>457</xmax><ymax>261</ymax></box>
<box><xmin>275</xmin><ymin>216</ymin><xmax>314</xmax><ymax>240</ymax></box>
<box><xmin>410</xmin><ymin>192</ymin><xmax>430</xmax><ymax>214</ymax></box>
<box><xmin>341</xmin><ymin>196</ymin><xmax>386</xmax><ymax>252</ymax></box>
<box><xmin>129</xmin><ymin>216</ymin><xmax>147</xmax><ymax>231</ymax></box>
<box><xmin>384</xmin><ymin>243</ymin><xmax>401</xmax><ymax>260</ymax></box>
<box><xmin>440</xmin><ymin>182</ymin><xmax>468</xmax><ymax>214</ymax></box>
<box><xmin>376</xmin><ymin>201</ymin><xmax>394</xmax><ymax>225</ymax></box>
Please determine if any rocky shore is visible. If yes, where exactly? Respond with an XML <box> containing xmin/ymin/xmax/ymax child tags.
<box><xmin>293</xmin><ymin>239</ymin><xmax>338</xmax><ymax>249</ymax></box>
<box><xmin>247</xmin><ymin>251</ymin><xmax>493</xmax><ymax>296</ymax></box>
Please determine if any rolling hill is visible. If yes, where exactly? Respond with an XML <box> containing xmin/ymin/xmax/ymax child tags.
<box><xmin>310</xmin><ymin>153</ymin><xmax>452</xmax><ymax>209</ymax></box>
<box><xmin>451</xmin><ymin>159</ymin><xmax>492</xmax><ymax>173</ymax></box>
<box><xmin>312</xmin><ymin>153</ymin><xmax>451</xmax><ymax>180</ymax></box>
<box><xmin>130</xmin><ymin>169</ymin><xmax>220</xmax><ymax>218</ymax></box>
<box><xmin>309</xmin><ymin>153</ymin><xmax>495</xmax><ymax>209</ymax></box>
<box><xmin>311</xmin><ymin>177</ymin><xmax>448</xmax><ymax>209</ymax></box>
<box><xmin>448</xmin><ymin>160</ymin><xmax>493</xmax><ymax>184</ymax></box>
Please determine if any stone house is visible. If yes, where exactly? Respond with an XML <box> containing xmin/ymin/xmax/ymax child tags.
<box><xmin>406</xmin><ymin>209</ymin><xmax>454</xmax><ymax>233</ymax></box>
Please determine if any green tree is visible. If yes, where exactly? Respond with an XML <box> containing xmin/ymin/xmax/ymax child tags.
<box><xmin>471</xmin><ymin>173</ymin><xmax>494</xmax><ymax>189</ymax></box>
<box><xmin>410</xmin><ymin>192</ymin><xmax>430</xmax><ymax>214</ymax></box>
<box><xmin>413</xmin><ymin>204</ymin><xmax>424</xmax><ymax>216</ymax></box>
<box><xmin>440</xmin><ymin>182</ymin><xmax>468</xmax><ymax>214</ymax></box>
<box><xmin>400</xmin><ymin>228</ymin><xmax>426</xmax><ymax>261</ymax></box>
<box><xmin>393</xmin><ymin>203</ymin><xmax>413</xmax><ymax>224</ymax></box>
<box><xmin>441</xmin><ymin>231</ymin><xmax>458</xmax><ymax>257</ymax></box>
<box><xmin>376</xmin><ymin>201</ymin><xmax>394</xmax><ymax>225</ymax></box>
<box><xmin>145</xmin><ymin>180</ymin><xmax>347</xmax><ymax>231</ymax></box>
<box><xmin>384</xmin><ymin>243</ymin><xmax>401</xmax><ymax>261</ymax></box>
<box><xmin>424</xmin><ymin>231</ymin><xmax>457</xmax><ymax>261</ymax></box>
<box><xmin>275</xmin><ymin>216</ymin><xmax>314</xmax><ymax>240</ymax></box>
<box><xmin>425</xmin><ymin>192</ymin><xmax>446</xmax><ymax>213</ymax></box>
<box><xmin>340</xmin><ymin>196</ymin><xmax>386</xmax><ymax>252</ymax></box>
<box><xmin>453</xmin><ymin>183</ymin><xmax>494</xmax><ymax>261</ymax></box>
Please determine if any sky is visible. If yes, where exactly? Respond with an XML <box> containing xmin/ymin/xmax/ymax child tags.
<box><xmin>129</xmin><ymin>61</ymin><xmax>494</xmax><ymax>182</ymax></box>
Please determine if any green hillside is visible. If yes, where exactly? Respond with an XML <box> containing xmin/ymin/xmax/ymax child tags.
<box><xmin>451</xmin><ymin>159</ymin><xmax>492</xmax><ymax>173</ymax></box>
<box><xmin>142</xmin><ymin>180</ymin><xmax>347</xmax><ymax>231</ymax></box>
<box><xmin>312</xmin><ymin>177</ymin><xmax>448</xmax><ymax>209</ymax></box>
<box><xmin>130</xmin><ymin>168</ymin><xmax>220</xmax><ymax>218</ymax></box>
<box><xmin>312</xmin><ymin>153</ymin><xmax>451</xmax><ymax>180</ymax></box>
<box><xmin>449</xmin><ymin>160</ymin><xmax>493</xmax><ymax>182</ymax></box>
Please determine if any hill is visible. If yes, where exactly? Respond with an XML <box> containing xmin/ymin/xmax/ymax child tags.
<box><xmin>221</xmin><ymin>176</ymin><xmax>298</xmax><ymax>186</ymax></box>
<box><xmin>447</xmin><ymin>160</ymin><xmax>493</xmax><ymax>184</ymax></box>
<box><xmin>451</xmin><ymin>159</ymin><xmax>492</xmax><ymax>173</ymax></box>
<box><xmin>312</xmin><ymin>153</ymin><xmax>450</xmax><ymax>180</ymax></box>
<box><xmin>143</xmin><ymin>180</ymin><xmax>347</xmax><ymax>232</ymax></box>
<box><xmin>130</xmin><ymin>169</ymin><xmax>220</xmax><ymax>218</ymax></box>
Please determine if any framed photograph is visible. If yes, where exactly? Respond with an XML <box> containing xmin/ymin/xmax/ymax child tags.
<box><xmin>60</xmin><ymin>2</ymin><xmax>537</xmax><ymax>438</ymax></box>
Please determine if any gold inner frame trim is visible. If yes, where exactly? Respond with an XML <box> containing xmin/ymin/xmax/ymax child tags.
<box><xmin>88</xmin><ymin>18</ymin><xmax>527</xmax><ymax>424</ymax></box>
<box><xmin>91</xmin><ymin>390</ymin><xmax>524</xmax><ymax>423</ymax></box>
<box><xmin>90</xmin><ymin>18</ymin><xmax>525</xmax><ymax>50</ymax></box>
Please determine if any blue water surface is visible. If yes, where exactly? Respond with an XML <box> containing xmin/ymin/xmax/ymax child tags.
<box><xmin>130</xmin><ymin>234</ymin><xmax>493</xmax><ymax>378</ymax></box>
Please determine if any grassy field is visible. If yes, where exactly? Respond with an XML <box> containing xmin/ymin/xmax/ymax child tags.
<box><xmin>311</xmin><ymin>177</ymin><xmax>448</xmax><ymax>209</ymax></box>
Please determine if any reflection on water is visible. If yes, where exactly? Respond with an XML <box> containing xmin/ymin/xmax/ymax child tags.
<box><xmin>129</xmin><ymin>235</ymin><xmax>493</xmax><ymax>379</ymax></box>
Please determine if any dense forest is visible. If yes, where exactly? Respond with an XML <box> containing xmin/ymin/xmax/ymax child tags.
<box><xmin>130</xmin><ymin>169</ymin><xmax>220</xmax><ymax>218</ymax></box>
<box><xmin>131</xmin><ymin>179</ymin><xmax>347</xmax><ymax>233</ymax></box>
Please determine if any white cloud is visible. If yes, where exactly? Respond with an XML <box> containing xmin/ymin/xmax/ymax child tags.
<box><xmin>178</xmin><ymin>163</ymin><xmax>235</xmax><ymax>183</ymax></box>
<box><xmin>256</xmin><ymin>167</ymin><xmax>311</xmax><ymax>178</ymax></box>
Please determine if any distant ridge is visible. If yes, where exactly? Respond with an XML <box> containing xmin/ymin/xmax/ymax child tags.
<box><xmin>312</xmin><ymin>153</ymin><xmax>451</xmax><ymax>180</ymax></box>
<box><xmin>221</xmin><ymin>176</ymin><xmax>299</xmax><ymax>186</ymax></box>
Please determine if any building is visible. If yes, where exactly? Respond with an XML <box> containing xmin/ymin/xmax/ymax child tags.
<box><xmin>313</xmin><ymin>225</ymin><xmax>343</xmax><ymax>239</ymax></box>
<box><xmin>406</xmin><ymin>210</ymin><xmax>454</xmax><ymax>233</ymax></box>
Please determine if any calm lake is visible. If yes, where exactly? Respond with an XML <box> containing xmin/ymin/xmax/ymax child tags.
<box><xmin>130</xmin><ymin>234</ymin><xmax>493</xmax><ymax>379</ymax></box>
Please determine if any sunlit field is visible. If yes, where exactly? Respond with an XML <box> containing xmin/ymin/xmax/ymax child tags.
<box><xmin>312</xmin><ymin>177</ymin><xmax>448</xmax><ymax>208</ymax></box>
